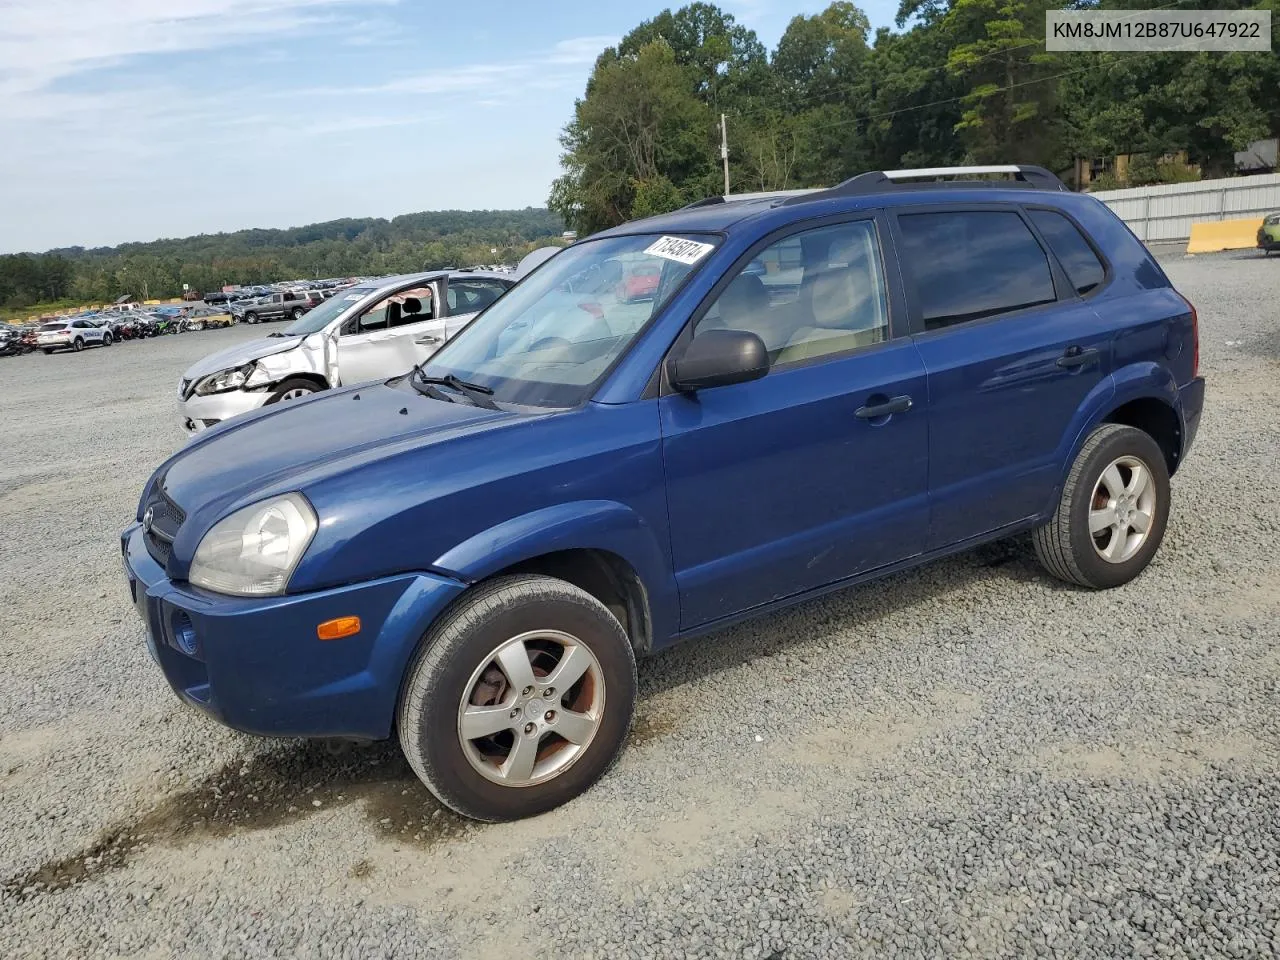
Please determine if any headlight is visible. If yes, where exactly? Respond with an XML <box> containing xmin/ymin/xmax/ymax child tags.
<box><xmin>189</xmin><ymin>493</ymin><xmax>318</xmax><ymax>596</ymax></box>
<box><xmin>193</xmin><ymin>362</ymin><xmax>270</xmax><ymax>395</ymax></box>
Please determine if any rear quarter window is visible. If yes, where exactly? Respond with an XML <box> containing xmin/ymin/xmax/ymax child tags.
<box><xmin>1028</xmin><ymin>209</ymin><xmax>1106</xmax><ymax>295</ymax></box>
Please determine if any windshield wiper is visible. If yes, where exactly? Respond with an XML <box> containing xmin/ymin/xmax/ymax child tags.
<box><xmin>410</xmin><ymin>378</ymin><xmax>456</xmax><ymax>403</ymax></box>
<box><xmin>414</xmin><ymin>371</ymin><xmax>500</xmax><ymax>410</ymax></box>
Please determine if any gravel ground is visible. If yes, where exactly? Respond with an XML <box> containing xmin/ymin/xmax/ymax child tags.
<box><xmin>2</xmin><ymin>251</ymin><xmax>1278</xmax><ymax>959</ymax></box>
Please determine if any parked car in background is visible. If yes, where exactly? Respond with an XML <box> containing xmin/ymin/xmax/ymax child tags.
<box><xmin>0</xmin><ymin>325</ymin><xmax>21</xmax><ymax>356</ymax></box>
<box><xmin>122</xmin><ymin>169</ymin><xmax>1203</xmax><ymax>823</ymax></box>
<box><xmin>621</xmin><ymin>259</ymin><xmax>661</xmax><ymax>301</ymax></box>
<box><xmin>181</xmin><ymin>306</ymin><xmax>236</xmax><ymax>331</ymax></box>
<box><xmin>230</xmin><ymin>291</ymin><xmax>312</xmax><ymax>325</ymax></box>
<box><xmin>175</xmin><ymin>268</ymin><xmax>519</xmax><ymax>435</ymax></box>
<box><xmin>1257</xmin><ymin>213</ymin><xmax>1280</xmax><ymax>254</ymax></box>
<box><xmin>37</xmin><ymin>317</ymin><xmax>112</xmax><ymax>352</ymax></box>
<box><xmin>203</xmin><ymin>291</ymin><xmax>232</xmax><ymax>305</ymax></box>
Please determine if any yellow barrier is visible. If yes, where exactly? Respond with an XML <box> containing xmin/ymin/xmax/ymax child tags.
<box><xmin>1186</xmin><ymin>217</ymin><xmax>1263</xmax><ymax>254</ymax></box>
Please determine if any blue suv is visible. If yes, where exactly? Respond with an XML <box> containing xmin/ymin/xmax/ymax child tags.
<box><xmin>123</xmin><ymin>165</ymin><xmax>1205</xmax><ymax>822</ymax></box>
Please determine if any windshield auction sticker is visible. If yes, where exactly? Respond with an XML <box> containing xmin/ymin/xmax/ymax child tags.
<box><xmin>644</xmin><ymin>236</ymin><xmax>716</xmax><ymax>265</ymax></box>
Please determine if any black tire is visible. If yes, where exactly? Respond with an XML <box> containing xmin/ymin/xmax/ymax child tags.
<box><xmin>1033</xmin><ymin>423</ymin><xmax>1171</xmax><ymax>589</ymax></box>
<box><xmin>245</xmin><ymin>312</ymin><xmax>259</xmax><ymax>324</ymax></box>
<box><xmin>72</xmin><ymin>337</ymin><xmax>84</xmax><ymax>352</ymax></box>
<box><xmin>264</xmin><ymin>378</ymin><xmax>320</xmax><ymax>404</ymax></box>
<box><xmin>102</xmin><ymin>332</ymin><xmax>112</xmax><ymax>346</ymax></box>
<box><xmin>398</xmin><ymin>574</ymin><xmax>637</xmax><ymax>822</ymax></box>
<box><xmin>291</xmin><ymin>307</ymin><xmax>304</xmax><ymax>320</ymax></box>
<box><xmin>42</xmin><ymin>348</ymin><xmax>54</xmax><ymax>355</ymax></box>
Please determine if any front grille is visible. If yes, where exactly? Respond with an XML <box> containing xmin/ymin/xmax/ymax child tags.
<box><xmin>143</xmin><ymin>487</ymin><xmax>186</xmax><ymax>567</ymax></box>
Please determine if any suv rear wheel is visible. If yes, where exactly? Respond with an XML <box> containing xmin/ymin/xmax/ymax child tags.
<box><xmin>1033</xmin><ymin>423</ymin><xmax>1171</xmax><ymax>589</ymax></box>
<box><xmin>398</xmin><ymin>575</ymin><xmax>637</xmax><ymax>822</ymax></box>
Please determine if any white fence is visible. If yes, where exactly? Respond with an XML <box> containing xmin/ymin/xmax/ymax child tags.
<box><xmin>1090</xmin><ymin>173</ymin><xmax>1280</xmax><ymax>242</ymax></box>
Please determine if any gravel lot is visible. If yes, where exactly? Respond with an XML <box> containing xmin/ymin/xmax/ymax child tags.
<box><xmin>2</xmin><ymin>252</ymin><xmax>1278</xmax><ymax>959</ymax></box>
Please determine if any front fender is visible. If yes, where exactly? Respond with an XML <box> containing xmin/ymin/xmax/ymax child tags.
<box><xmin>432</xmin><ymin>500</ymin><xmax>677</xmax><ymax>643</ymax></box>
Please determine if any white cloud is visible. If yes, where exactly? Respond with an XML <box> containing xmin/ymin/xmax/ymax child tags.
<box><xmin>546</xmin><ymin>35</ymin><xmax>619</xmax><ymax>65</ymax></box>
<box><xmin>0</xmin><ymin>0</ymin><xmax>374</xmax><ymax>98</ymax></box>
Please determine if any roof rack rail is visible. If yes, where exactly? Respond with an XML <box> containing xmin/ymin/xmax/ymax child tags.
<box><xmin>780</xmin><ymin>164</ymin><xmax>1068</xmax><ymax>205</ymax></box>
<box><xmin>679</xmin><ymin>188</ymin><xmax>820</xmax><ymax>210</ymax></box>
<box><xmin>679</xmin><ymin>195</ymin><xmax>727</xmax><ymax>210</ymax></box>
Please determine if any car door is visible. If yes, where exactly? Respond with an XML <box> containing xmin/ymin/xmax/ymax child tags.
<box><xmin>336</xmin><ymin>283</ymin><xmax>441</xmax><ymax>385</ymax></box>
<box><xmin>659</xmin><ymin>216</ymin><xmax>931</xmax><ymax>629</ymax></box>
<box><xmin>891</xmin><ymin>205</ymin><xmax>1114</xmax><ymax>548</ymax></box>
<box><xmin>444</xmin><ymin>278</ymin><xmax>510</xmax><ymax>335</ymax></box>
<box><xmin>400</xmin><ymin>277</ymin><xmax>512</xmax><ymax>368</ymax></box>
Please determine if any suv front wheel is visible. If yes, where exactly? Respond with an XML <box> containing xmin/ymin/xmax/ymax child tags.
<box><xmin>398</xmin><ymin>575</ymin><xmax>637</xmax><ymax>822</ymax></box>
<box><xmin>1033</xmin><ymin>423</ymin><xmax>1171</xmax><ymax>589</ymax></box>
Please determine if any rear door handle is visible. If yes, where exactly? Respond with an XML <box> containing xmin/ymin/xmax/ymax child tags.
<box><xmin>855</xmin><ymin>395</ymin><xmax>913</xmax><ymax>419</ymax></box>
<box><xmin>414</xmin><ymin>335</ymin><xmax>442</xmax><ymax>345</ymax></box>
<box><xmin>1057</xmin><ymin>346</ymin><xmax>1100</xmax><ymax>369</ymax></box>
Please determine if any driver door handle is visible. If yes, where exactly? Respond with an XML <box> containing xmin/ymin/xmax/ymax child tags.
<box><xmin>1057</xmin><ymin>346</ymin><xmax>1100</xmax><ymax>368</ymax></box>
<box><xmin>414</xmin><ymin>335</ymin><xmax>442</xmax><ymax>345</ymax></box>
<box><xmin>855</xmin><ymin>395</ymin><xmax>913</xmax><ymax>420</ymax></box>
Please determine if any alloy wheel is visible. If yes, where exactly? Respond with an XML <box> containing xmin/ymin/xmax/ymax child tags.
<box><xmin>456</xmin><ymin>629</ymin><xmax>605</xmax><ymax>787</ymax></box>
<box><xmin>1089</xmin><ymin>455</ymin><xmax>1157</xmax><ymax>564</ymax></box>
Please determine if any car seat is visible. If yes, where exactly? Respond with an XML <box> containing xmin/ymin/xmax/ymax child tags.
<box><xmin>775</xmin><ymin>236</ymin><xmax>886</xmax><ymax>364</ymax></box>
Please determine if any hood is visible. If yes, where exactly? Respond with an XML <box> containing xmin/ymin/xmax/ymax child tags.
<box><xmin>159</xmin><ymin>380</ymin><xmax>511</xmax><ymax>518</ymax></box>
<box><xmin>182</xmin><ymin>335</ymin><xmax>305</xmax><ymax>380</ymax></box>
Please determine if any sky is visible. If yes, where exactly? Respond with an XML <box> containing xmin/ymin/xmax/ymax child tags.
<box><xmin>0</xmin><ymin>0</ymin><xmax>901</xmax><ymax>254</ymax></box>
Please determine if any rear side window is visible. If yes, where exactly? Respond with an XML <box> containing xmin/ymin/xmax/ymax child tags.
<box><xmin>1028</xmin><ymin>209</ymin><xmax>1106</xmax><ymax>295</ymax></box>
<box><xmin>897</xmin><ymin>210</ymin><xmax>1056</xmax><ymax>330</ymax></box>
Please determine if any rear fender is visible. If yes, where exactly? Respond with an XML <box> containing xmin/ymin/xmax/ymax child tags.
<box><xmin>1045</xmin><ymin>363</ymin><xmax>1178</xmax><ymax>513</ymax></box>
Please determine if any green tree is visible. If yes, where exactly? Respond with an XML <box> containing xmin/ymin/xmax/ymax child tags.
<box><xmin>943</xmin><ymin>0</ymin><xmax>1063</xmax><ymax>164</ymax></box>
<box><xmin>551</xmin><ymin>40</ymin><xmax>714</xmax><ymax>232</ymax></box>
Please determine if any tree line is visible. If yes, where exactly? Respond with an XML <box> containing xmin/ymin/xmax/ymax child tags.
<box><xmin>0</xmin><ymin>208</ymin><xmax>563</xmax><ymax>310</ymax></box>
<box><xmin>549</xmin><ymin>0</ymin><xmax>1280</xmax><ymax>233</ymax></box>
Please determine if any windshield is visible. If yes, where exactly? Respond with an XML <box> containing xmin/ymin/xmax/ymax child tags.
<box><xmin>278</xmin><ymin>286</ymin><xmax>375</xmax><ymax>335</ymax></box>
<box><xmin>418</xmin><ymin>233</ymin><xmax>717</xmax><ymax>407</ymax></box>
<box><xmin>39</xmin><ymin>321</ymin><xmax>66</xmax><ymax>331</ymax></box>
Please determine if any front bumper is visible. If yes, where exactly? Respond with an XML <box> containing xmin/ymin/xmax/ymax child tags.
<box><xmin>122</xmin><ymin>524</ymin><xmax>467</xmax><ymax>739</ymax></box>
<box><xmin>178</xmin><ymin>388</ymin><xmax>272</xmax><ymax>435</ymax></box>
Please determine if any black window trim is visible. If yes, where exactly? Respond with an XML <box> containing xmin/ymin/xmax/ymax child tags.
<box><xmin>339</xmin><ymin>277</ymin><xmax>444</xmax><ymax>336</ymax></box>
<box><xmin>1020</xmin><ymin>203</ymin><xmax>1114</xmax><ymax>301</ymax></box>
<box><xmin>444</xmin><ymin>276</ymin><xmax>513</xmax><ymax>320</ymax></box>
<box><xmin>888</xmin><ymin>202</ymin><xmax>1074</xmax><ymax>338</ymax></box>
<box><xmin>650</xmin><ymin>209</ymin><xmax>907</xmax><ymax>399</ymax></box>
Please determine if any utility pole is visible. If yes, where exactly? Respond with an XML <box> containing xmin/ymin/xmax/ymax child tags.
<box><xmin>720</xmin><ymin>113</ymin><xmax>730</xmax><ymax>197</ymax></box>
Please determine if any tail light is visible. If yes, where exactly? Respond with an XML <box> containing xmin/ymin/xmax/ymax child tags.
<box><xmin>1187</xmin><ymin>298</ymin><xmax>1199</xmax><ymax>378</ymax></box>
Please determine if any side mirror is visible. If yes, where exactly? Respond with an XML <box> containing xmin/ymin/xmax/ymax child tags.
<box><xmin>667</xmin><ymin>329</ymin><xmax>769</xmax><ymax>393</ymax></box>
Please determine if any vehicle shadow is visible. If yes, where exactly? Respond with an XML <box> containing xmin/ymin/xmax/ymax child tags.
<box><xmin>3</xmin><ymin>538</ymin><xmax>1047</xmax><ymax>901</ymax></box>
<box><xmin>637</xmin><ymin>535</ymin><xmax>1044</xmax><ymax>699</ymax></box>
